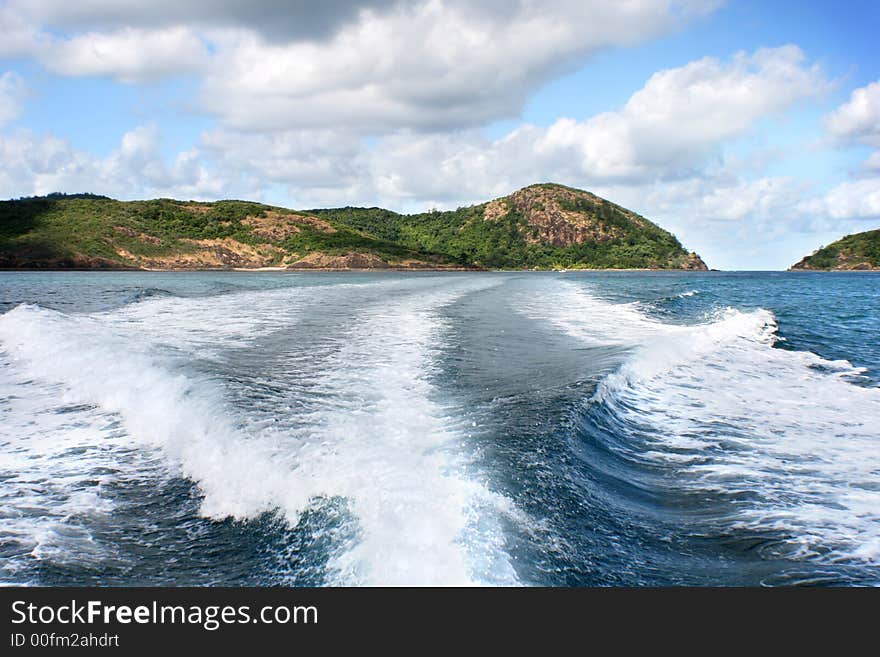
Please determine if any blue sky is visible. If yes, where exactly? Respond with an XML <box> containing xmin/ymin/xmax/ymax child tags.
<box><xmin>1</xmin><ymin>0</ymin><xmax>879</xmax><ymax>269</ymax></box>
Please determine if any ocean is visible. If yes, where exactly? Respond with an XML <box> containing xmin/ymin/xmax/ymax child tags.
<box><xmin>0</xmin><ymin>270</ymin><xmax>878</xmax><ymax>586</ymax></box>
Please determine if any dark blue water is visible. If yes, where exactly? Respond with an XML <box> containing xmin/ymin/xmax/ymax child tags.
<box><xmin>1</xmin><ymin>271</ymin><xmax>878</xmax><ymax>586</ymax></box>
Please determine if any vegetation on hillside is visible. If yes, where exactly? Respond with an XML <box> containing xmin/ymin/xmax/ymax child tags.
<box><xmin>0</xmin><ymin>183</ymin><xmax>706</xmax><ymax>270</ymax></box>
<box><xmin>310</xmin><ymin>183</ymin><xmax>702</xmax><ymax>269</ymax></box>
<box><xmin>791</xmin><ymin>229</ymin><xmax>880</xmax><ymax>270</ymax></box>
<box><xmin>0</xmin><ymin>196</ymin><xmax>452</xmax><ymax>268</ymax></box>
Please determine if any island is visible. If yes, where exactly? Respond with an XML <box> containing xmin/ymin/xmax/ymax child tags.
<box><xmin>0</xmin><ymin>183</ymin><xmax>707</xmax><ymax>271</ymax></box>
<box><xmin>790</xmin><ymin>228</ymin><xmax>880</xmax><ymax>271</ymax></box>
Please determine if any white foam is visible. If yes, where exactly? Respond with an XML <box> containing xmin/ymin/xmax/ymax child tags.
<box><xmin>283</xmin><ymin>280</ymin><xmax>518</xmax><ymax>585</ymax></box>
<box><xmin>527</xmin><ymin>282</ymin><xmax>880</xmax><ymax>565</ymax></box>
<box><xmin>0</xmin><ymin>353</ymin><xmax>163</xmax><ymax>577</ymax></box>
<box><xmin>0</xmin><ymin>278</ymin><xmax>519</xmax><ymax>585</ymax></box>
<box><xmin>519</xmin><ymin>283</ymin><xmax>666</xmax><ymax>346</ymax></box>
<box><xmin>102</xmin><ymin>281</ymin><xmax>373</xmax><ymax>356</ymax></box>
<box><xmin>0</xmin><ymin>304</ymin><xmax>290</xmax><ymax>520</ymax></box>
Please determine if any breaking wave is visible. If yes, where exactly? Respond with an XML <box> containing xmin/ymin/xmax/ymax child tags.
<box><xmin>0</xmin><ymin>279</ymin><xmax>519</xmax><ymax>586</ymax></box>
<box><xmin>526</xmin><ymin>282</ymin><xmax>880</xmax><ymax>566</ymax></box>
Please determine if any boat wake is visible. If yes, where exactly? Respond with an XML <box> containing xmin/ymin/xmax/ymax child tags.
<box><xmin>523</xmin><ymin>282</ymin><xmax>880</xmax><ymax>568</ymax></box>
<box><xmin>0</xmin><ymin>279</ymin><xmax>519</xmax><ymax>585</ymax></box>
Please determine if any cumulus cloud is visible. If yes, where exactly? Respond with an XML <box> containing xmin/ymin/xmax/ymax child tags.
<box><xmin>0</xmin><ymin>1</ymin><xmax>718</xmax><ymax>117</ymax></box>
<box><xmin>799</xmin><ymin>177</ymin><xmax>880</xmax><ymax>221</ymax></box>
<box><xmin>189</xmin><ymin>45</ymin><xmax>828</xmax><ymax>210</ymax></box>
<box><xmin>797</xmin><ymin>83</ymin><xmax>880</xmax><ymax>224</ymax></box>
<box><xmin>605</xmin><ymin>175</ymin><xmax>821</xmax><ymax>268</ymax></box>
<box><xmin>515</xmin><ymin>45</ymin><xmax>829</xmax><ymax>181</ymax></box>
<box><xmin>0</xmin><ymin>130</ymin><xmax>90</xmax><ymax>197</ymax></box>
<box><xmin>0</xmin><ymin>7</ymin><xmax>209</xmax><ymax>82</ymax></box>
<box><xmin>44</xmin><ymin>27</ymin><xmax>210</xmax><ymax>82</ymax></box>
<box><xmin>200</xmin><ymin>0</ymin><xmax>718</xmax><ymax>132</ymax></box>
<box><xmin>825</xmin><ymin>79</ymin><xmax>880</xmax><ymax>180</ymax></box>
<box><xmin>0</xmin><ymin>125</ymin><xmax>234</xmax><ymax>200</ymax></box>
<box><xmin>826</xmin><ymin>80</ymin><xmax>880</xmax><ymax>147</ymax></box>
<box><xmin>647</xmin><ymin>175</ymin><xmax>807</xmax><ymax>224</ymax></box>
<box><xmin>0</xmin><ymin>43</ymin><xmax>835</xmax><ymax>226</ymax></box>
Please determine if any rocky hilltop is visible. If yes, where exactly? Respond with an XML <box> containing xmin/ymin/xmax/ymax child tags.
<box><xmin>312</xmin><ymin>183</ymin><xmax>707</xmax><ymax>270</ymax></box>
<box><xmin>483</xmin><ymin>183</ymin><xmax>706</xmax><ymax>269</ymax></box>
<box><xmin>790</xmin><ymin>228</ymin><xmax>880</xmax><ymax>271</ymax></box>
<box><xmin>0</xmin><ymin>184</ymin><xmax>706</xmax><ymax>270</ymax></box>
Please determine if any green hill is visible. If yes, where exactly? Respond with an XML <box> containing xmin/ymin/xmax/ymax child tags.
<box><xmin>0</xmin><ymin>184</ymin><xmax>706</xmax><ymax>270</ymax></box>
<box><xmin>790</xmin><ymin>228</ymin><xmax>880</xmax><ymax>271</ymax></box>
<box><xmin>0</xmin><ymin>194</ymin><xmax>457</xmax><ymax>270</ymax></box>
<box><xmin>310</xmin><ymin>183</ymin><xmax>705</xmax><ymax>270</ymax></box>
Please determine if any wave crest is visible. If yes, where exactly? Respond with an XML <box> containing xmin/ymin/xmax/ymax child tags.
<box><xmin>530</xmin><ymin>282</ymin><xmax>880</xmax><ymax>566</ymax></box>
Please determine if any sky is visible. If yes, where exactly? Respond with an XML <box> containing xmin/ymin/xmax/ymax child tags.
<box><xmin>1</xmin><ymin>1</ymin><xmax>879</xmax><ymax>269</ymax></box>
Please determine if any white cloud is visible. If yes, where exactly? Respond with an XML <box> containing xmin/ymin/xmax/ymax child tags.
<box><xmin>825</xmin><ymin>79</ymin><xmax>880</xmax><ymax>178</ymax></box>
<box><xmin>519</xmin><ymin>45</ymin><xmax>828</xmax><ymax>181</ymax></box>
<box><xmin>0</xmin><ymin>71</ymin><xmax>26</xmax><ymax>126</ymax></box>
<box><xmin>201</xmin><ymin>1</ymin><xmax>718</xmax><ymax>132</ymax></box>
<box><xmin>801</xmin><ymin>177</ymin><xmax>880</xmax><ymax>221</ymax></box>
<box><xmin>0</xmin><ymin>130</ymin><xmax>86</xmax><ymax>197</ymax></box>
<box><xmin>0</xmin><ymin>1</ymin><xmax>718</xmax><ymax>119</ymax></box>
<box><xmin>638</xmin><ymin>175</ymin><xmax>806</xmax><ymax>224</ymax></box>
<box><xmin>45</xmin><ymin>27</ymin><xmax>209</xmax><ymax>82</ymax></box>
<box><xmin>816</xmin><ymin>79</ymin><xmax>880</xmax><ymax>222</ymax></box>
<box><xmin>190</xmin><ymin>45</ymin><xmax>828</xmax><ymax>210</ymax></box>
<box><xmin>0</xmin><ymin>126</ymin><xmax>234</xmax><ymax>200</ymax></box>
<box><xmin>0</xmin><ymin>5</ymin><xmax>209</xmax><ymax>83</ymax></box>
<box><xmin>826</xmin><ymin>80</ymin><xmax>880</xmax><ymax>147</ymax></box>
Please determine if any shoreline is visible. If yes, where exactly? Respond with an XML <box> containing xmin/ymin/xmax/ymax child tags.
<box><xmin>5</xmin><ymin>267</ymin><xmax>877</xmax><ymax>273</ymax></box>
<box><xmin>0</xmin><ymin>265</ymin><xmax>481</xmax><ymax>273</ymax></box>
<box><xmin>0</xmin><ymin>265</ymin><xmax>714</xmax><ymax>273</ymax></box>
<box><xmin>787</xmin><ymin>268</ymin><xmax>880</xmax><ymax>273</ymax></box>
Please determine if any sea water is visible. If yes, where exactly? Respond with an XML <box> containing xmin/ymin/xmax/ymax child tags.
<box><xmin>0</xmin><ymin>270</ymin><xmax>877</xmax><ymax>586</ymax></box>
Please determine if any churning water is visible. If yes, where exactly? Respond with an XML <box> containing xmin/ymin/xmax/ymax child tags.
<box><xmin>1</xmin><ymin>271</ymin><xmax>878</xmax><ymax>586</ymax></box>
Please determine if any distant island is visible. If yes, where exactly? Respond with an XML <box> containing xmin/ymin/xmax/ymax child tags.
<box><xmin>0</xmin><ymin>183</ymin><xmax>707</xmax><ymax>271</ymax></box>
<box><xmin>790</xmin><ymin>228</ymin><xmax>880</xmax><ymax>271</ymax></box>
